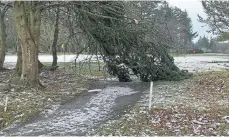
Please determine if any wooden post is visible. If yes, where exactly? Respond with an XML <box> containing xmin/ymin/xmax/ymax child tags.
<box><xmin>149</xmin><ymin>81</ymin><xmax>153</xmax><ymax>110</ymax></box>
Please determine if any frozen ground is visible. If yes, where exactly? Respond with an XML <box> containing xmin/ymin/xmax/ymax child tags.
<box><xmin>4</xmin><ymin>54</ymin><xmax>102</xmax><ymax>63</ymax></box>
<box><xmin>2</xmin><ymin>54</ymin><xmax>229</xmax><ymax>135</ymax></box>
<box><xmin>4</xmin><ymin>54</ymin><xmax>229</xmax><ymax>72</ymax></box>
<box><xmin>175</xmin><ymin>55</ymin><xmax>229</xmax><ymax>72</ymax></box>
<box><xmin>1</xmin><ymin>81</ymin><xmax>148</xmax><ymax>136</ymax></box>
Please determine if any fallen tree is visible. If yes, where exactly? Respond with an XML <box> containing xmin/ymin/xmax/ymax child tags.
<box><xmin>76</xmin><ymin>1</ymin><xmax>190</xmax><ymax>82</ymax></box>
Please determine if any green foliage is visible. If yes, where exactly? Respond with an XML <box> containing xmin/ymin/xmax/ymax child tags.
<box><xmin>76</xmin><ymin>1</ymin><xmax>191</xmax><ymax>82</ymax></box>
<box><xmin>217</xmin><ymin>33</ymin><xmax>229</xmax><ymax>41</ymax></box>
<box><xmin>157</xmin><ymin>5</ymin><xmax>198</xmax><ymax>52</ymax></box>
<box><xmin>199</xmin><ymin>1</ymin><xmax>229</xmax><ymax>35</ymax></box>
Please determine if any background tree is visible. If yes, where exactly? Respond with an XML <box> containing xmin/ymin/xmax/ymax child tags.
<box><xmin>0</xmin><ymin>1</ymin><xmax>195</xmax><ymax>87</ymax></box>
<box><xmin>13</xmin><ymin>1</ymin><xmax>42</xmax><ymax>87</ymax></box>
<box><xmin>51</xmin><ymin>6</ymin><xmax>59</xmax><ymax>68</ymax></box>
<box><xmin>195</xmin><ymin>36</ymin><xmax>209</xmax><ymax>49</ymax></box>
<box><xmin>0</xmin><ymin>3</ymin><xmax>9</xmax><ymax>70</ymax></box>
<box><xmin>198</xmin><ymin>1</ymin><xmax>229</xmax><ymax>34</ymax></box>
<box><xmin>217</xmin><ymin>33</ymin><xmax>229</xmax><ymax>41</ymax></box>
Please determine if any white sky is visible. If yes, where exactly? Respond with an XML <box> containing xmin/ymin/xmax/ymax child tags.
<box><xmin>168</xmin><ymin>0</ymin><xmax>212</xmax><ymax>42</ymax></box>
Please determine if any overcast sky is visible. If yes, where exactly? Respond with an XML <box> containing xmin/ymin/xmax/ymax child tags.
<box><xmin>168</xmin><ymin>0</ymin><xmax>212</xmax><ymax>42</ymax></box>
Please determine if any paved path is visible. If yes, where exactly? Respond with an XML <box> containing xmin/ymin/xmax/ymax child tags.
<box><xmin>1</xmin><ymin>81</ymin><xmax>148</xmax><ymax>136</ymax></box>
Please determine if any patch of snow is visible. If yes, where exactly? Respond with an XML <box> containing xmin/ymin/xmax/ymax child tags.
<box><xmin>192</xmin><ymin>120</ymin><xmax>206</xmax><ymax>125</ymax></box>
<box><xmin>222</xmin><ymin>116</ymin><xmax>229</xmax><ymax>123</ymax></box>
<box><xmin>4</xmin><ymin>54</ymin><xmax>229</xmax><ymax>73</ymax></box>
<box><xmin>4</xmin><ymin>86</ymin><xmax>137</xmax><ymax>136</ymax></box>
<box><xmin>88</xmin><ymin>89</ymin><xmax>103</xmax><ymax>93</ymax></box>
<box><xmin>43</xmin><ymin>104</ymin><xmax>60</xmax><ymax>116</ymax></box>
<box><xmin>174</xmin><ymin>56</ymin><xmax>229</xmax><ymax>72</ymax></box>
<box><xmin>5</xmin><ymin>54</ymin><xmax>102</xmax><ymax>63</ymax></box>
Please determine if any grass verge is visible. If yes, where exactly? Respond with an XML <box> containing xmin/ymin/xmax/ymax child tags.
<box><xmin>90</xmin><ymin>70</ymin><xmax>229</xmax><ymax>136</ymax></box>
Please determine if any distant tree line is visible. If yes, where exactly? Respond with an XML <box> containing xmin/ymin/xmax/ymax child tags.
<box><xmin>198</xmin><ymin>1</ymin><xmax>229</xmax><ymax>53</ymax></box>
<box><xmin>194</xmin><ymin>36</ymin><xmax>216</xmax><ymax>53</ymax></box>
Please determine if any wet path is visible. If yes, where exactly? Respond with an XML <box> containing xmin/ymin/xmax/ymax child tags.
<box><xmin>1</xmin><ymin>81</ymin><xmax>148</xmax><ymax>136</ymax></box>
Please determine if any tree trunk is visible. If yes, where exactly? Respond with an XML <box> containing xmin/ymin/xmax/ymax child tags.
<box><xmin>15</xmin><ymin>44</ymin><xmax>43</xmax><ymax>76</ymax></box>
<box><xmin>0</xmin><ymin>10</ymin><xmax>6</xmax><ymax>70</ymax></box>
<box><xmin>13</xmin><ymin>2</ymin><xmax>41</xmax><ymax>87</ymax></box>
<box><xmin>38</xmin><ymin>60</ymin><xmax>44</xmax><ymax>69</ymax></box>
<box><xmin>15</xmin><ymin>44</ymin><xmax>22</xmax><ymax>76</ymax></box>
<box><xmin>52</xmin><ymin>7</ymin><xmax>60</xmax><ymax>68</ymax></box>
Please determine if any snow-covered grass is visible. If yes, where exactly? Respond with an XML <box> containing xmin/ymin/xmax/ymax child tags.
<box><xmin>90</xmin><ymin>71</ymin><xmax>229</xmax><ymax>136</ymax></box>
<box><xmin>2</xmin><ymin>54</ymin><xmax>229</xmax><ymax>135</ymax></box>
<box><xmin>90</xmin><ymin>105</ymin><xmax>229</xmax><ymax>136</ymax></box>
<box><xmin>174</xmin><ymin>56</ymin><xmax>229</xmax><ymax>72</ymax></box>
<box><xmin>42</xmin><ymin>62</ymin><xmax>105</xmax><ymax>77</ymax></box>
<box><xmin>0</xmin><ymin>69</ymin><xmax>89</xmax><ymax>131</ymax></box>
<box><xmin>170</xmin><ymin>53</ymin><xmax>229</xmax><ymax>57</ymax></box>
<box><xmin>5</xmin><ymin>54</ymin><xmax>102</xmax><ymax>63</ymax></box>
<box><xmin>4</xmin><ymin>54</ymin><xmax>229</xmax><ymax>73</ymax></box>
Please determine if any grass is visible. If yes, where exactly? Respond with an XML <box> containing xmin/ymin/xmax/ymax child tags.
<box><xmin>38</xmin><ymin>52</ymin><xmax>95</xmax><ymax>55</ymax></box>
<box><xmin>39</xmin><ymin>52</ymin><xmax>76</xmax><ymax>55</ymax></box>
<box><xmin>0</xmin><ymin>100</ymin><xmax>43</xmax><ymax>130</ymax></box>
<box><xmin>90</xmin><ymin>70</ymin><xmax>229</xmax><ymax>136</ymax></box>
<box><xmin>42</xmin><ymin>61</ymin><xmax>104</xmax><ymax>67</ymax></box>
<box><xmin>91</xmin><ymin>105</ymin><xmax>229</xmax><ymax>136</ymax></box>
<box><xmin>42</xmin><ymin>62</ymin><xmax>105</xmax><ymax>76</ymax></box>
<box><xmin>0</xmin><ymin>69</ymin><xmax>90</xmax><ymax>131</ymax></box>
<box><xmin>170</xmin><ymin>52</ymin><xmax>229</xmax><ymax>57</ymax></box>
<box><xmin>191</xmin><ymin>71</ymin><xmax>229</xmax><ymax>94</ymax></box>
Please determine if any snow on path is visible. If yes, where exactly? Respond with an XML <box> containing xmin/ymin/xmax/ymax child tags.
<box><xmin>2</xmin><ymin>82</ymin><xmax>143</xmax><ymax>136</ymax></box>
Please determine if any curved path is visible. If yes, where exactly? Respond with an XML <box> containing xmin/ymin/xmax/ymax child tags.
<box><xmin>1</xmin><ymin>81</ymin><xmax>149</xmax><ymax>136</ymax></box>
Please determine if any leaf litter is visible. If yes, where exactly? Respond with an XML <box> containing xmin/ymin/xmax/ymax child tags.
<box><xmin>0</xmin><ymin>68</ymin><xmax>89</xmax><ymax>131</ymax></box>
<box><xmin>90</xmin><ymin>71</ymin><xmax>229</xmax><ymax>136</ymax></box>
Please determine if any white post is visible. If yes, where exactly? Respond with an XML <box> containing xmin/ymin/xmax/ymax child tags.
<box><xmin>149</xmin><ymin>81</ymin><xmax>153</xmax><ymax>110</ymax></box>
<box><xmin>62</xmin><ymin>44</ymin><xmax>65</xmax><ymax>70</ymax></box>
<box><xmin>4</xmin><ymin>96</ymin><xmax>8</xmax><ymax>112</ymax></box>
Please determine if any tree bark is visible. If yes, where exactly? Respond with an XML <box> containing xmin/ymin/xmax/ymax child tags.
<box><xmin>15</xmin><ymin>44</ymin><xmax>43</xmax><ymax>76</ymax></box>
<box><xmin>52</xmin><ymin>7</ymin><xmax>60</xmax><ymax>68</ymax></box>
<box><xmin>0</xmin><ymin>9</ymin><xmax>6</xmax><ymax>70</ymax></box>
<box><xmin>38</xmin><ymin>60</ymin><xmax>44</xmax><ymax>69</ymax></box>
<box><xmin>13</xmin><ymin>2</ymin><xmax>41</xmax><ymax>87</ymax></box>
<box><xmin>15</xmin><ymin>44</ymin><xmax>22</xmax><ymax>76</ymax></box>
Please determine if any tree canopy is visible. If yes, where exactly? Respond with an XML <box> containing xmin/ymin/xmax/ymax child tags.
<box><xmin>0</xmin><ymin>1</ymin><xmax>196</xmax><ymax>86</ymax></box>
<box><xmin>198</xmin><ymin>1</ymin><xmax>229</xmax><ymax>35</ymax></box>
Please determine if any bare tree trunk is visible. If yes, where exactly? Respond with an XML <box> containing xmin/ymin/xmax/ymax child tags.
<box><xmin>15</xmin><ymin>44</ymin><xmax>22</xmax><ymax>76</ymax></box>
<box><xmin>52</xmin><ymin>7</ymin><xmax>60</xmax><ymax>68</ymax></box>
<box><xmin>15</xmin><ymin>44</ymin><xmax>43</xmax><ymax>76</ymax></box>
<box><xmin>38</xmin><ymin>60</ymin><xmax>44</xmax><ymax>69</ymax></box>
<box><xmin>0</xmin><ymin>10</ymin><xmax>6</xmax><ymax>70</ymax></box>
<box><xmin>13</xmin><ymin>2</ymin><xmax>41</xmax><ymax>87</ymax></box>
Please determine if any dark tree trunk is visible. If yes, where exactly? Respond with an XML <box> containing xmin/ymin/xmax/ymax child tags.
<box><xmin>0</xmin><ymin>9</ymin><xmax>6</xmax><ymax>70</ymax></box>
<box><xmin>38</xmin><ymin>60</ymin><xmax>44</xmax><ymax>69</ymax></box>
<box><xmin>52</xmin><ymin>7</ymin><xmax>60</xmax><ymax>68</ymax></box>
<box><xmin>15</xmin><ymin>44</ymin><xmax>22</xmax><ymax>76</ymax></box>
